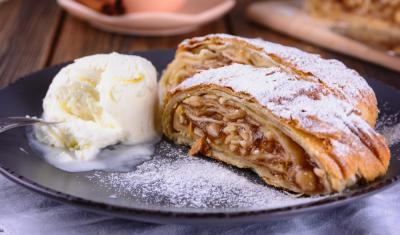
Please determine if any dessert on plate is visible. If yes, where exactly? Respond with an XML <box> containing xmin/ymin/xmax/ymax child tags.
<box><xmin>34</xmin><ymin>52</ymin><xmax>160</xmax><ymax>160</ymax></box>
<box><xmin>161</xmin><ymin>34</ymin><xmax>390</xmax><ymax>195</ymax></box>
<box><xmin>31</xmin><ymin>33</ymin><xmax>390</xmax><ymax>195</ymax></box>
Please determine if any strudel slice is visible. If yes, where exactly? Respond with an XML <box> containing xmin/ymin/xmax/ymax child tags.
<box><xmin>162</xmin><ymin>64</ymin><xmax>390</xmax><ymax>195</ymax></box>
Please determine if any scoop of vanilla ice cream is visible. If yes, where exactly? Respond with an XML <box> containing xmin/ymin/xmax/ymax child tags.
<box><xmin>34</xmin><ymin>52</ymin><xmax>160</xmax><ymax>160</ymax></box>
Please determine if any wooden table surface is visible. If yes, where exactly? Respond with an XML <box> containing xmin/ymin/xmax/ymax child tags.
<box><xmin>0</xmin><ymin>0</ymin><xmax>399</xmax><ymax>89</ymax></box>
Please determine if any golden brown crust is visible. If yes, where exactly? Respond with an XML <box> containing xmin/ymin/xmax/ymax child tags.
<box><xmin>162</xmin><ymin>64</ymin><xmax>390</xmax><ymax>195</ymax></box>
<box><xmin>160</xmin><ymin>34</ymin><xmax>378</xmax><ymax>127</ymax></box>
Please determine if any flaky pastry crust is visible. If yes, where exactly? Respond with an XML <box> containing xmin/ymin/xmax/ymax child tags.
<box><xmin>162</xmin><ymin>64</ymin><xmax>390</xmax><ymax>195</ymax></box>
<box><xmin>160</xmin><ymin>34</ymin><xmax>378</xmax><ymax>127</ymax></box>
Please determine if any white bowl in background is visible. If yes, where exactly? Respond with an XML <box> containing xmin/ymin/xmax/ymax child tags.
<box><xmin>57</xmin><ymin>0</ymin><xmax>235</xmax><ymax>36</ymax></box>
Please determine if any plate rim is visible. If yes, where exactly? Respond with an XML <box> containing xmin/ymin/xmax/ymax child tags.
<box><xmin>0</xmin><ymin>163</ymin><xmax>399</xmax><ymax>224</ymax></box>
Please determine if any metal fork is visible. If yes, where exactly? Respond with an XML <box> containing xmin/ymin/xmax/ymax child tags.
<box><xmin>0</xmin><ymin>117</ymin><xmax>60</xmax><ymax>134</ymax></box>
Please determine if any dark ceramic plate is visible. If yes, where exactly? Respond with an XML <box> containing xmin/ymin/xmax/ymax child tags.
<box><xmin>0</xmin><ymin>49</ymin><xmax>399</xmax><ymax>225</ymax></box>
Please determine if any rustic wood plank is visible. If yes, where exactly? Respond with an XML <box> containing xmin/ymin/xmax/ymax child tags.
<box><xmin>50</xmin><ymin>13</ymin><xmax>228</xmax><ymax>65</ymax></box>
<box><xmin>0</xmin><ymin>0</ymin><xmax>62</xmax><ymax>87</ymax></box>
<box><xmin>228</xmin><ymin>0</ymin><xmax>400</xmax><ymax>89</ymax></box>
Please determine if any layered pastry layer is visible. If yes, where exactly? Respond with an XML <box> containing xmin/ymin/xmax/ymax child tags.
<box><xmin>162</xmin><ymin>64</ymin><xmax>390</xmax><ymax>195</ymax></box>
<box><xmin>160</xmin><ymin>34</ymin><xmax>378</xmax><ymax>127</ymax></box>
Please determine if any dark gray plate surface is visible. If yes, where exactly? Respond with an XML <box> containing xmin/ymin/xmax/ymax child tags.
<box><xmin>0</xmin><ymin>49</ymin><xmax>399</xmax><ymax>224</ymax></box>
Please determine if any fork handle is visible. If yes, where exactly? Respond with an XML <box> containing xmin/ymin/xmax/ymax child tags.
<box><xmin>0</xmin><ymin>117</ymin><xmax>40</xmax><ymax>134</ymax></box>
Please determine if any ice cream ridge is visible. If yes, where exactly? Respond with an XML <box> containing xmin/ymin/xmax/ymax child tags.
<box><xmin>34</xmin><ymin>52</ymin><xmax>160</xmax><ymax>160</ymax></box>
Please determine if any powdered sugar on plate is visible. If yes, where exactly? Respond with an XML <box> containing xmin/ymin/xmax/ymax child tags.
<box><xmin>380</xmin><ymin>123</ymin><xmax>400</xmax><ymax>148</ymax></box>
<box><xmin>376</xmin><ymin>106</ymin><xmax>400</xmax><ymax>148</ymax></box>
<box><xmin>88</xmin><ymin>140</ymin><xmax>323</xmax><ymax>209</ymax></box>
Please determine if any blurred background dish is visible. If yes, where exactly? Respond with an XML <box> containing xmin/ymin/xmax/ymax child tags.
<box><xmin>305</xmin><ymin>0</ymin><xmax>400</xmax><ymax>55</ymax></box>
<box><xmin>89</xmin><ymin>21</ymin><xmax>199</xmax><ymax>36</ymax></box>
<box><xmin>75</xmin><ymin>0</ymin><xmax>186</xmax><ymax>14</ymax></box>
<box><xmin>58</xmin><ymin>0</ymin><xmax>235</xmax><ymax>36</ymax></box>
<box><xmin>246</xmin><ymin>1</ymin><xmax>400</xmax><ymax>73</ymax></box>
<box><xmin>75</xmin><ymin>0</ymin><xmax>124</xmax><ymax>15</ymax></box>
<box><xmin>123</xmin><ymin>0</ymin><xmax>186</xmax><ymax>13</ymax></box>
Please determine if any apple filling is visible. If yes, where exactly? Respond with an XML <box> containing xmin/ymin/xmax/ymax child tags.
<box><xmin>170</xmin><ymin>93</ymin><xmax>323</xmax><ymax>194</ymax></box>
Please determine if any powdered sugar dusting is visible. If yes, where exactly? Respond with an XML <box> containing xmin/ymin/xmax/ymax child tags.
<box><xmin>181</xmin><ymin>34</ymin><xmax>374</xmax><ymax>107</ymax></box>
<box><xmin>87</xmin><ymin>140</ymin><xmax>324</xmax><ymax>209</ymax></box>
<box><xmin>376</xmin><ymin>108</ymin><xmax>400</xmax><ymax>147</ymax></box>
<box><xmin>176</xmin><ymin>64</ymin><xmax>354</xmax><ymax>140</ymax></box>
<box><xmin>380</xmin><ymin>123</ymin><xmax>400</xmax><ymax>147</ymax></box>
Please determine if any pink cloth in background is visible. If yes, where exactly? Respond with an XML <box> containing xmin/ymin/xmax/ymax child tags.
<box><xmin>0</xmin><ymin>174</ymin><xmax>398</xmax><ymax>235</ymax></box>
